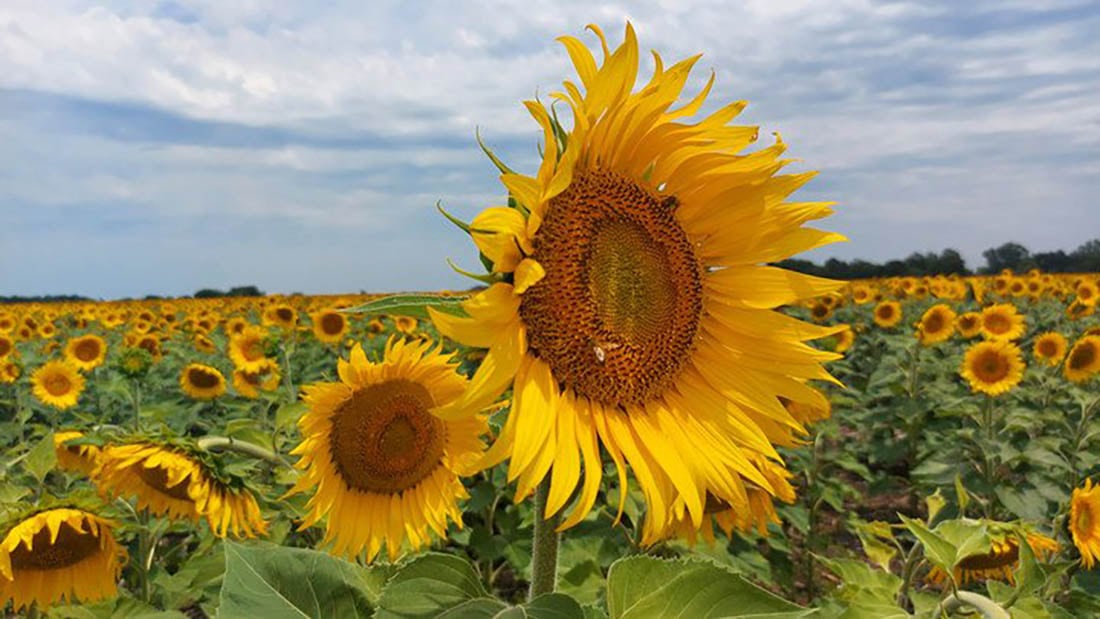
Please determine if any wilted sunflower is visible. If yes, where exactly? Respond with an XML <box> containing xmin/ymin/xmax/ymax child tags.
<box><xmin>311</xmin><ymin>309</ymin><xmax>348</xmax><ymax>344</ymax></box>
<box><xmin>873</xmin><ymin>301</ymin><xmax>903</xmax><ymax>329</ymax></box>
<box><xmin>95</xmin><ymin>442</ymin><xmax>267</xmax><ymax>538</ymax></box>
<box><xmin>229</xmin><ymin>326</ymin><xmax>271</xmax><ymax>372</ymax></box>
<box><xmin>1032</xmin><ymin>332</ymin><xmax>1067</xmax><ymax>366</ymax></box>
<box><xmin>955</xmin><ymin>312</ymin><xmax>982</xmax><ymax>339</ymax></box>
<box><xmin>960</xmin><ymin>340</ymin><xmax>1024</xmax><ymax>396</ymax></box>
<box><xmin>928</xmin><ymin>527</ymin><xmax>1058</xmax><ymax>585</ymax></box>
<box><xmin>30</xmin><ymin>360</ymin><xmax>85</xmax><ymax>410</ymax></box>
<box><xmin>429</xmin><ymin>24</ymin><xmax>844</xmax><ymax>540</ymax></box>
<box><xmin>1067</xmin><ymin>299</ymin><xmax>1096</xmax><ymax>321</ymax></box>
<box><xmin>917</xmin><ymin>304</ymin><xmax>956</xmax><ymax>345</ymax></box>
<box><xmin>64</xmin><ymin>334</ymin><xmax>107</xmax><ymax>372</ymax></box>
<box><xmin>232</xmin><ymin>359</ymin><xmax>281</xmax><ymax>399</ymax></box>
<box><xmin>193</xmin><ymin>333</ymin><xmax>217</xmax><ymax>354</ymax></box>
<box><xmin>1064</xmin><ymin>335</ymin><xmax>1100</xmax><ymax>383</ymax></box>
<box><xmin>287</xmin><ymin>339</ymin><xmax>486</xmax><ymax>561</ymax></box>
<box><xmin>980</xmin><ymin>303</ymin><xmax>1025</xmax><ymax>341</ymax></box>
<box><xmin>180</xmin><ymin>363</ymin><xmax>227</xmax><ymax>400</ymax></box>
<box><xmin>54</xmin><ymin>431</ymin><xmax>102</xmax><ymax>475</ymax></box>
<box><xmin>0</xmin><ymin>508</ymin><xmax>125</xmax><ymax>611</ymax></box>
<box><xmin>1072</xmin><ymin>478</ymin><xmax>1100</xmax><ymax>569</ymax></box>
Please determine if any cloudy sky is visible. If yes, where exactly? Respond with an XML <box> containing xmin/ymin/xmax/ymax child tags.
<box><xmin>2</xmin><ymin>1</ymin><xmax>1098</xmax><ymax>299</ymax></box>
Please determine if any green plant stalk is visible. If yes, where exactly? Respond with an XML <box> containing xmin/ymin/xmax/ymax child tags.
<box><xmin>281</xmin><ymin>339</ymin><xmax>297</xmax><ymax>403</ymax></box>
<box><xmin>980</xmin><ymin>396</ymin><xmax>997</xmax><ymax>518</ymax></box>
<box><xmin>895</xmin><ymin>541</ymin><xmax>924</xmax><ymax>611</ymax></box>
<box><xmin>130</xmin><ymin>381</ymin><xmax>143</xmax><ymax>432</ymax></box>
<box><xmin>936</xmin><ymin>591</ymin><xmax>1010</xmax><ymax>619</ymax></box>
<box><xmin>528</xmin><ymin>479</ymin><xmax>561</xmax><ymax>600</ymax></box>
<box><xmin>197</xmin><ymin>435</ymin><xmax>292</xmax><ymax>468</ymax></box>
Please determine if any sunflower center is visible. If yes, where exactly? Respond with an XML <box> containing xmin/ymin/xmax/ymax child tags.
<box><xmin>519</xmin><ymin>169</ymin><xmax>702</xmax><ymax>408</ymax></box>
<box><xmin>0</xmin><ymin>338</ymin><xmax>12</xmax><ymax>357</ymax></box>
<box><xmin>974</xmin><ymin>350</ymin><xmax>1010</xmax><ymax>383</ymax></box>
<box><xmin>1037</xmin><ymin>339</ymin><xmax>1058</xmax><ymax>358</ymax></box>
<box><xmin>135</xmin><ymin>466</ymin><xmax>194</xmax><ymax>501</ymax></box>
<box><xmin>329</xmin><ymin>379</ymin><xmax>446</xmax><ymax>494</ymax></box>
<box><xmin>242</xmin><ymin>338</ymin><xmax>264</xmax><ymax>361</ymax></box>
<box><xmin>74</xmin><ymin>339</ymin><xmax>101</xmax><ymax>361</ymax></box>
<box><xmin>1069</xmin><ymin>343</ymin><xmax>1097</xmax><ymax>371</ymax></box>
<box><xmin>9</xmin><ymin>521</ymin><xmax>102</xmax><ymax>571</ymax></box>
<box><xmin>957</xmin><ymin>543</ymin><xmax>1017</xmax><ymax>571</ymax></box>
<box><xmin>276</xmin><ymin>308</ymin><xmax>295</xmax><ymax>322</ymax></box>
<box><xmin>923</xmin><ymin>312</ymin><xmax>946</xmax><ymax>334</ymax></box>
<box><xmin>320</xmin><ymin>313</ymin><xmax>345</xmax><ymax>335</ymax></box>
<box><xmin>878</xmin><ymin>306</ymin><xmax>895</xmax><ymax>320</ymax></box>
<box><xmin>188</xmin><ymin>368</ymin><xmax>220</xmax><ymax>389</ymax></box>
<box><xmin>44</xmin><ymin>373</ymin><xmax>73</xmax><ymax>396</ymax></box>
<box><xmin>1079</xmin><ymin>504</ymin><xmax>1095</xmax><ymax>533</ymax></box>
<box><xmin>984</xmin><ymin>313</ymin><xmax>1010</xmax><ymax>334</ymax></box>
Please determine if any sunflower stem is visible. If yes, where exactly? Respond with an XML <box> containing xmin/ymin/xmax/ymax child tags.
<box><xmin>529</xmin><ymin>479</ymin><xmax>561</xmax><ymax>600</ymax></box>
<box><xmin>197</xmin><ymin>435</ymin><xmax>292</xmax><ymax>468</ymax></box>
<box><xmin>935</xmin><ymin>591</ymin><xmax>1010</xmax><ymax>619</ymax></box>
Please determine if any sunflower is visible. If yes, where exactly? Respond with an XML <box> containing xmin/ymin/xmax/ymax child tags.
<box><xmin>1067</xmin><ymin>299</ymin><xmax>1096</xmax><ymax>321</ymax></box>
<box><xmin>229</xmin><ymin>326</ymin><xmax>271</xmax><ymax>372</ymax></box>
<box><xmin>917</xmin><ymin>304</ymin><xmax>956</xmax><ymax>345</ymax></box>
<box><xmin>1077</xmin><ymin>279</ymin><xmax>1098</xmax><ymax>307</ymax></box>
<box><xmin>393</xmin><ymin>315</ymin><xmax>418</xmax><ymax>335</ymax></box>
<box><xmin>54</xmin><ymin>431</ymin><xmax>102</xmax><ymax>475</ymax></box>
<box><xmin>1032</xmin><ymin>332</ymin><xmax>1067</xmax><ymax>367</ymax></box>
<box><xmin>832</xmin><ymin>325</ymin><xmax>855</xmax><ymax>354</ymax></box>
<box><xmin>95</xmin><ymin>443</ymin><xmax>267</xmax><ymax>538</ymax></box>
<box><xmin>873</xmin><ymin>301</ymin><xmax>903</xmax><ymax>329</ymax></box>
<box><xmin>0</xmin><ymin>360</ymin><xmax>19</xmax><ymax>384</ymax></box>
<box><xmin>287</xmin><ymin>339</ymin><xmax>486</xmax><ymax>561</ymax></box>
<box><xmin>64</xmin><ymin>334</ymin><xmax>107</xmax><ymax>371</ymax></box>
<box><xmin>1072</xmin><ymin>478</ymin><xmax>1100</xmax><ymax>569</ymax></box>
<box><xmin>193</xmin><ymin>333</ymin><xmax>217</xmax><ymax>354</ymax></box>
<box><xmin>428</xmin><ymin>24</ymin><xmax>844</xmax><ymax>541</ymax></box>
<box><xmin>808</xmin><ymin>301</ymin><xmax>831</xmax><ymax>323</ymax></box>
<box><xmin>367</xmin><ymin>317</ymin><xmax>386</xmax><ymax>335</ymax></box>
<box><xmin>116</xmin><ymin>347</ymin><xmax>152</xmax><ymax>378</ymax></box>
<box><xmin>263</xmin><ymin>304</ymin><xmax>298</xmax><ymax>330</ymax></box>
<box><xmin>311</xmin><ymin>309</ymin><xmax>348</xmax><ymax>344</ymax></box>
<box><xmin>225</xmin><ymin>316</ymin><xmax>249</xmax><ymax>337</ymax></box>
<box><xmin>30</xmin><ymin>360</ymin><xmax>85</xmax><ymax>410</ymax></box>
<box><xmin>960</xmin><ymin>340</ymin><xmax>1024</xmax><ymax>396</ymax></box>
<box><xmin>955</xmin><ymin>312</ymin><xmax>982</xmax><ymax>339</ymax></box>
<box><xmin>180</xmin><ymin>363</ymin><xmax>227</xmax><ymax>400</ymax></box>
<box><xmin>0</xmin><ymin>508</ymin><xmax>124</xmax><ymax>610</ymax></box>
<box><xmin>232</xmin><ymin>359</ymin><xmax>281</xmax><ymax>399</ymax></box>
<box><xmin>134</xmin><ymin>333</ymin><xmax>162</xmax><ymax>361</ymax></box>
<box><xmin>980</xmin><ymin>303</ymin><xmax>1025</xmax><ymax>341</ymax></box>
<box><xmin>0</xmin><ymin>334</ymin><xmax>13</xmax><ymax>359</ymax></box>
<box><xmin>928</xmin><ymin>528</ymin><xmax>1058</xmax><ymax>585</ymax></box>
<box><xmin>1064</xmin><ymin>335</ymin><xmax>1100</xmax><ymax>383</ymax></box>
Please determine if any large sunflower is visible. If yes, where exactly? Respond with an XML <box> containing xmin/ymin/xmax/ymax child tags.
<box><xmin>429</xmin><ymin>24</ymin><xmax>844</xmax><ymax>540</ymax></box>
<box><xmin>1064</xmin><ymin>335</ymin><xmax>1100</xmax><ymax>383</ymax></box>
<box><xmin>917</xmin><ymin>303</ymin><xmax>956</xmax><ymax>345</ymax></box>
<box><xmin>0</xmin><ymin>508</ymin><xmax>124</xmax><ymax>610</ymax></box>
<box><xmin>1072</xmin><ymin>478</ymin><xmax>1100</xmax><ymax>569</ymax></box>
<box><xmin>54</xmin><ymin>431</ymin><xmax>102</xmax><ymax>475</ymax></box>
<box><xmin>927</xmin><ymin>526</ymin><xmax>1058</xmax><ymax>585</ymax></box>
<box><xmin>64</xmin><ymin>334</ymin><xmax>107</xmax><ymax>372</ymax></box>
<box><xmin>287</xmin><ymin>339</ymin><xmax>486</xmax><ymax>562</ymax></box>
<box><xmin>960</xmin><ymin>340</ymin><xmax>1024</xmax><ymax>396</ymax></box>
<box><xmin>95</xmin><ymin>443</ymin><xmax>267</xmax><ymax>538</ymax></box>
<box><xmin>30</xmin><ymin>360</ymin><xmax>86</xmax><ymax>410</ymax></box>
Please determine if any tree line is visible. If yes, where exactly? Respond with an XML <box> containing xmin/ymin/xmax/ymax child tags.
<box><xmin>776</xmin><ymin>239</ymin><xmax>1100</xmax><ymax>280</ymax></box>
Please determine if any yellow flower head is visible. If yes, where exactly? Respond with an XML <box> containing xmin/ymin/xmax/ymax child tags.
<box><xmin>64</xmin><ymin>335</ymin><xmax>107</xmax><ymax>372</ymax></box>
<box><xmin>873</xmin><ymin>300</ymin><xmax>903</xmax><ymax>329</ymax></box>
<box><xmin>960</xmin><ymin>339</ymin><xmax>1025</xmax><ymax>396</ymax></box>
<box><xmin>311</xmin><ymin>309</ymin><xmax>349</xmax><ymax>344</ymax></box>
<box><xmin>54</xmin><ymin>431</ymin><xmax>102</xmax><ymax>475</ymax></box>
<box><xmin>1073</xmin><ymin>478</ymin><xmax>1100</xmax><ymax>569</ymax></box>
<box><xmin>232</xmin><ymin>359</ymin><xmax>282</xmax><ymax>399</ymax></box>
<box><xmin>1032</xmin><ymin>332</ymin><xmax>1068</xmax><ymax>366</ymax></box>
<box><xmin>1065</xmin><ymin>335</ymin><xmax>1100</xmax><ymax>383</ymax></box>
<box><xmin>179</xmin><ymin>363</ymin><xmax>227</xmax><ymax>400</ymax></box>
<box><xmin>30</xmin><ymin>360</ymin><xmax>85</xmax><ymax>410</ymax></box>
<box><xmin>229</xmin><ymin>326</ymin><xmax>271</xmax><ymax>372</ymax></box>
<box><xmin>917</xmin><ymin>304</ymin><xmax>956</xmax><ymax>345</ymax></box>
<box><xmin>955</xmin><ymin>311</ymin><xmax>982</xmax><ymax>339</ymax></box>
<box><xmin>980</xmin><ymin>303</ymin><xmax>1025</xmax><ymax>341</ymax></box>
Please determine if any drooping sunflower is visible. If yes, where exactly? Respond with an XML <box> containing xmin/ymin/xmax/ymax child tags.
<box><xmin>30</xmin><ymin>360</ymin><xmax>86</xmax><ymax>410</ymax></box>
<box><xmin>980</xmin><ymin>303</ymin><xmax>1025</xmax><ymax>341</ymax></box>
<box><xmin>54</xmin><ymin>431</ymin><xmax>102</xmax><ymax>475</ymax></box>
<box><xmin>311</xmin><ymin>309</ymin><xmax>348</xmax><ymax>344</ymax></box>
<box><xmin>193</xmin><ymin>333</ymin><xmax>217</xmax><ymax>354</ymax></box>
<box><xmin>917</xmin><ymin>303</ymin><xmax>956</xmax><ymax>345</ymax></box>
<box><xmin>428</xmin><ymin>24</ymin><xmax>845</xmax><ymax>540</ymax></box>
<box><xmin>873</xmin><ymin>300</ymin><xmax>903</xmax><ymax>329</ymax></box>
<box><xmin>1032</xmin><ymin>332</ymin><xmax>1068</xmax><ymax>367</ymax></box>
<box><xmin>287</xmin><ymin>339</ymin><xmax>486</xmax><ymax>561</ymax></box>
<box><xmin>927</xmin><ymin>527</ymin><xmax>1058</xmax><ymax>585</ymax></box>
<box><xmin>960</xmin><ymin>340</ymin><xmax>1025</xmax><ymax>396</ymax></box>
<box><xmin>1072</xmin><ymin>478</ymin><xmax>1100</xmax><ymax>569</ymax></box>
<box><xmin>0</xmin><ymin>508</ymin><xmax>125</xmax><ymax>611</ymax></box>
<box><xmin>64</xmin><ymin>334</ymin><xmax>107</xmax><ymax>372</ymax></box>
<box><xmin>180</xmin><ymin>363</ymin><xmax>227</xmax><ymax>400</ymax></box>
<box><xmin>229</xmin><ymin>326</ymin><xmax>271</xmax><ymax>372</ymax></box>
<box><xmin>955</xmin><ymin>311</ymin><xmax>982</xmax><ymax>339</ymax></box>
<box><xmin>95</xmin><ymin>442</ymin><xmax>267</xmax><ymax>538</ymax></box>
<box><xmin>1064</xmin><ymin>335</ymin><xmax>1100</xmax><ymax>383</ymax></box>
<box><xmin>232</xmin><ymin>359</ymin><xmax>281</xmax><ymax>399</ymax></box>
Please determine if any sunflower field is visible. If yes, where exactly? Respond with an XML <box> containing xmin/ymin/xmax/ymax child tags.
<box><xmin>3</xmin><ymin>23</ymin><xmax>1100</xmax><ymax>619</ymax></box>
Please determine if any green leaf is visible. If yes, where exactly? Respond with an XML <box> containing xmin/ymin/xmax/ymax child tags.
<box><xmin>341</xmin><ymin>294</ymin><xmax>469</xmax><ymax>320</ymax></box>
<box><xmin>955</xmin><ymin>474</ymin><xmax>971</xmax><ymax>515</ymax></box>
<box><xmin>523</xmin><ymin>593</ymin><xmax>587</xmax><ymax>618</ymax></box>
<box><xmin>925</xmin><ymin>489</ymin><xmax>947</xmax><ymax>524</ymax></box>
<box><xmin>219</xmin><ymin>541</ymin><xmax>373</xmax><ymax>619</ymax></box>
<box><xmin>375</xmin><ymin>552</ymin><xmax>487</xmax><ymax>618</ymax></box>
<box><xmin>606</xmin><ymin>556</ymin><xmax>809</xmax><ymax>619</ymax></box>
<box><xmin>23</xmin><ymin>432</ymin><xmax>57</xmax><ymax>482</ymax></box>
<box><xmin>274</xmin><ymin>401</ymin><xmax>309</xmax><ymax>432</ymax></box>
<box><xmin>435</xmin><ymin>598</ymin><xmax>508</xmax><ymax>618</ymax></box>
<box><xmin>899</xmin><ymin>515</ymin><xmax>957</xmax><ymax>576</ymax></box>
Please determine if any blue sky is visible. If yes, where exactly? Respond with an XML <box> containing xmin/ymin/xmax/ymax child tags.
<box><xmin>2</xmin><ymin>0</ymin><xmax>1098</xmax><ymax>299</ymax></box>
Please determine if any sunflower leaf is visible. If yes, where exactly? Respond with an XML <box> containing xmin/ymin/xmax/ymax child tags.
<box><xmin>23</xmin><ymin>432</ymin><xmax>57</xmax><ymax>483</ymax></box>
<box><xmin>340</xmin><ymin>294</ymin><xmax>469</xmax><ymax>320</ymax></box>
<box><xmin>375</xmin><ymin>552</ymin><xmax>488</xmax><ymax>618</ymax></box>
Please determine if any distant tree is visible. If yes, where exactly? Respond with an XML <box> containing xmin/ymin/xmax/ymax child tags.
<box><xmin>936</xmin><ymin>249</ymin><xmax>969</xmax><ymax>275</ymax></box>
<box><xmin>981</xmin><ymin>242</ymin><xmax>1033</xmax><ymax>274</ymax></box>
<box><xmin>1033</xmin><ymin>250</ymin><xmax>1071</xmax><ymax>273</ymax></box>
<box><xmin>193</xmin><ymin>288</ymin><xmax>225</xmax><ymax>298</ymax></box>
<box><xmin>1071</xmin><ymin>239</ymin><xmax>1100</xmax><ymax>272</ymax></box>
<box><xmin>227</xmin><ymin>285</ymin><xmax>264</xmax><ymax>297</ymax></box>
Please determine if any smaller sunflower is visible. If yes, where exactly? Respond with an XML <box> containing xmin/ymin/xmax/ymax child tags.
<box><xmin>393</xmin><ymin>315</ymin><xmax>418</xmax><ymax>335</ymax></box>
<box><xmin>54</xmin><ymin>431</ymin><xmax>102</xmax><ymax>475</ymax></box>
<box><xmin>193</xmin><ymin>334</ymin><xmax>217</xmax><ymax>354</ymax></box>
<box><xmin>116</xmin><ymin>347</ymin><xmax>152</xmax><ymax>378</ymax></box>
<box><xmin>0</xmin><ymin>507</ymin><xmax>125</xmax><ymax>611</ymax></box>
<box><xmin>367</xmin><ymin>317</ymin><xmax>386</xmax><ymax>335</ymax></box>
<box><xmin>0</xmin><ymin>360</ymin><xmax>19</xmax><ymax>384</ymax></box>
<box><xmin>311</xmin><ymin>309</ymin><xmax>348</xmax><ymax>344</ymax></box>
<box><xmin>960</xmin><ymin>340</ymin><xmax>1025</xmax><ymax>396</ymax></box>
<box><xmin>1076</xmin><ymin>280</ymin><xmax>1099</xmax><ymax>307</ymax></box>
<box><xmin>1032</xmin><ymin>332</ymin><xmax>1068</xmax><ymax>367</ymax></box>
<box><xmin>30</xmin><ymin>360</ymin><xmax>85</xmax><ymax>410</ymax></box>
<box><xmin>263</xmin><ymin>304</ymin><xmax>298</xmax><ymax>330</ymax></box>
<box><xmin>64</xmin><ymin>335</ymin><xmax>107</xmax><ymax>372</ymax></box>
<box><xmin>808</xmin><ymin>301</ymin><xmax>832</xmax><ymax>323</ymax></box>
<box><xmin>1064</xmin><ymin>335</ymin><xmax>1100</xmax><ymax>383</ymax></box>
<box><xmin>232</xmin><ymin>359</ymin><xmax>282</xmax><ymax>399</ymax></box>
<box><xmin>180</xmin><ymin>363</ymin><xmax>227</xmax><ymax>400</ymax></box>
<box><xmin>1072</xmin><ymin>478</ymin><xmax>1100</xmax><ymax>569</ymax></box>
<box><xmin>832</xmin><ymin>325</ymin><xmax>855</xmax><ymax>354</ymax></box>
<box><xmin>873</xmin><ymin>301</ymin><xmax>903</xmax><ymax>329</ymax></box>
<box><xmin>980</xmin><ymin>303</ymin><xmax>1026</xmax><ymax>341</ymax></box>
<box><xmin>955</xmin><ymin>312</ymin><xmax>982</xmax><ymax>339</ymax></box>
<box><xmin>229</xmin><ymin>326</ymin><xmax>271</xmax><ymax>372</ymax></box>
<box><xmin>0</xmin><ymin>334</ymin><xmax>14</xmax><ymax>359</ymax></box>
<box><xmin>917</xmin><ymin>304</ymin><xmax>956</xmax><ymax>345</ymax></box>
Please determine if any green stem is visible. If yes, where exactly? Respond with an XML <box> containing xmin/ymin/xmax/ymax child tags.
<box><xmin>895</xmin><ymin>541</ymin><xmax>923</xmax><ymax>611</ymax></box>
<box><xmin>980</xmin><ymin>396</ymin><xmax>997</xmax><ymax>518</ymax></box>
<box><xmin>197</xmin><ymin>436</ymin><xmax>292</xmax><ymax>468</ymax></box>
<box><xmin>136</xmin><ymin>510</ymin><xmax>153</xmax><ymax>602</ymax></box>
<box><xmin>529</xmin><ymin>480</ymin><xmax>561</xmax><ymax>600</ymax></box>
<box><xmin>130</xmin><ymin>381</ymin><xmax>143</xmax><ymax>432</ymax></box>
<box><xmin>936</xmin><ymin>591</ymin><xmax>1010</xmax><ymax>619</ymax></box>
